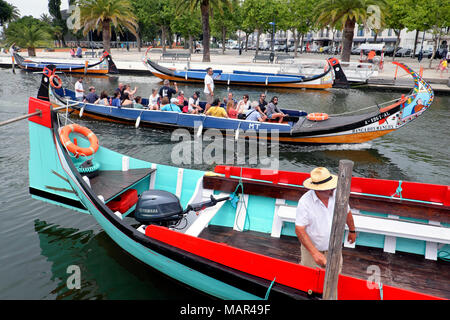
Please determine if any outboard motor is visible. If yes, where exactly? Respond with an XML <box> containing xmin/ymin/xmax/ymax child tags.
<box><xmin>135</xmin><ymin>190</ymin><xmax>229</xmax><ymax>227</ymax></box>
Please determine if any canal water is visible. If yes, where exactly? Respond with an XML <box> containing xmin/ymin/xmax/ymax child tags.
<box><xmin>0</xmin><ymin>67</ymin><xmax>448</xmax><ymax>299</ymax></box>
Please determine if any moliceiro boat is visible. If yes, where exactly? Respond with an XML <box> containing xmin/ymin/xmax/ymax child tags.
<box><xmin>143</xmin><ymin>56</ymin><xmax>349</xmax><ymax>90</ymax></box>
<box><xmin>27</xmin><ymin>96</ymin><xmax>449</xmax><ymax>299</ymax></box>
<box><xmin>48</xmin><ymin>62</ymin><xmax>433</xmax><ymax>146</ymax></box>
<box><xmin>13</xmin><ymin>51</ymin><xmax>119</xmax><ymax>75</ymax></box>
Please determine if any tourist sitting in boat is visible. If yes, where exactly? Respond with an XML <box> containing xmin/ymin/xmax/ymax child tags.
<box><xmin>258</xmin><ymin>93</ymin><xmax>268</xmax><ymax>113</ymax></box>
<box><xmin>206</xmin><ymin>98</ymin><xmax>228</xmax><ymax>118</ymax></box>
<box><xmin>265</xmin><ymin>96</ymin><xmax>286</xmax><ymax>123</ymax></box>
<box><xmin>123</xmin><ymin>84</ymin><xmax>137</xmax><ymax>97</ymax></box>
<box><xmin>236</xmin><ymin>94</ymin><xmax>251</xmax><ymax>115</ymax></box>
<box><xmin>111</xmin><ymin>91</ymin><xmax>121</xmax><ymax>107</ymax></box>
<box><xmin>133</xmin><ymin>96</ymin><xmax>145</xmax><ymax>109</ymax></box>
<box><xmin>187</xmin><ymin>91</ymin><xmax>202</xmax><ymax>114</ymax></box>
<box><xmin>223</xmin><ymin>92</ymin><xmax>237</xmax><ymax>107</ymax></box>
<box><xmin>148</xmin><ymin>89</ymin><xmax>160</xmax><ymax>110</ymax></box>
<box><xmin>160</xmin><ymin>97</ymin><xmax>182</xmax><ymax>112</ymax></box>
<box><xmin>226</xmin><ymin>100</ymin><xmax>238</xmax><ymax>119</ymax></box>
<box><xmin>84</xmin><ymin>86</ymin><xmax>99</xmax><ymax>104</ymax></box>
<box><xmin>121</xmin><ymin>93</ymin><xmax>134</xmax><ymax>107</ymax></box>
<box><xmin>116</xmin><ymin>83</ymin><xmax>124</xmax><ymax>96</ymax></box>
<box><xmin>245</xmin><ymin>101</ymin><xmax>267</xmax><ymax>122</ymax></box>
<box><xmin>96</xmin><ymin>91</ymin><xmax>109</xmax><ymax>106</ymax></box>
<box><xmin>176</xmin><ymin>91</ymin><xmax>187</xmax><ymax>108</ymax></box>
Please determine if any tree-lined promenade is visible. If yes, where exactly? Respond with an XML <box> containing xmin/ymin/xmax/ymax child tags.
<box><xmin>1</xmin><ymin>0</ymin><xmax>449</xmax><ymax>67</ymax></box>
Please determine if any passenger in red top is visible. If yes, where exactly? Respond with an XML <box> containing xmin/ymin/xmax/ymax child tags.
<box><xmin>226</xmin><ymin>100</ymin><xmax>238</xmax><ymax>119</ymax></box>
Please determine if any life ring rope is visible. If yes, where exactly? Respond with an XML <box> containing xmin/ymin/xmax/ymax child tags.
<box><xmin>307</xmin><ymin>113</ymin><xmax>329</xmax><ymax>121</ymax></box>
<box><xmin>59</xmin><ymin>124</ymin><xmax>99</xmax><ymax>157</ymax></box>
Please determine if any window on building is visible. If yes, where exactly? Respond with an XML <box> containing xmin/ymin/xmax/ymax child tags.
<box><xmin>357</xmin><ymin>27</ymin><xmax>364</xmax><ymax>37</ymax></box>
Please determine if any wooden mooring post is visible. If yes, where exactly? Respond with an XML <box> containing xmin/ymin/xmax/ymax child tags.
<box><xmin>323</xmin><ymin>159</ymin><xmax>354</xmax><ymax>300</ymax></box>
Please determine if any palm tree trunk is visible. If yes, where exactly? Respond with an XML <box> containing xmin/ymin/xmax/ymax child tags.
<box><xmin>188</xmin><ymin>34</ymin><xmax>193</xmax><ymax>54</ymax></box>
<box><xmin>200</xmin><ymin>1</ymin><xmax>210</xmax><ymax>62</ymax></box>
<box><xmin>102</xmin><ymin>20</ymin><xmax>111</xmax><ymax>53</ymax></box>
<box><xmin>28</xmin><ymin>47</ymin><xmax>36</xmax><ymax>57</ymax></box>
<box><xmin>341</xmin><ymin>18</ymin><xmax>355</xmax><ymax>62</ymax></box>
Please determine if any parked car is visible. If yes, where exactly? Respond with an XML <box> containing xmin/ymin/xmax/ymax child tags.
<box><xmin>395</xmin><ymin>48</ymin><xmax>412</xmax><ymax>57</ymax></box>
<box><xmin>351</xmin><ymin>47</ymin><xmax>361</xmax><ymax>55</ymax></box>
<box><xmin>383</xmin><ymin>47</ymin><xmax>395</xmax><ymax>56</ymax></box>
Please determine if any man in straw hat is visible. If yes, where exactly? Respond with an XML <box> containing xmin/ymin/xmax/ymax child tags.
<box><xmin>295</xmin><ymin>167</ymin><xmax>356</xmax><ymax>271</ymax></box>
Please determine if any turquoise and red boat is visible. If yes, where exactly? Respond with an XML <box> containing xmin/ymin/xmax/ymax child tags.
<box><xmin>26</xmin><ymin>88</ymin><xmax>449</xmax><ymax>299</ymax></box>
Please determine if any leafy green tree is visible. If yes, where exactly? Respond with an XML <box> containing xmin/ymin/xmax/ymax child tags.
<box><xmin>403</xmin><ymin>0</ymin><xmax>450</xmax><ymax>67</ymax></box>
<box><xmin>171</xmin><ymin>7</ymin><xmax>202</xmax><ymax>53</ymax></box>
<box><xmin>211</xmin><ymin>0</ymin><xmax>239</xmax><ymax>53</ymax></box>
<box><xmin>242</xmin><ymin>0</ymin><xmax>275</xmax><ymax>55</ymax></box>
<box><xmin>0</xmin><ymin>0</ymin><xmax>19</xmax><ymax>26</ymax></box>
<box><xmin>5</xmin><ymin>16</ymin><xmax>52</xmax><ymax>56</ymax></box>
<box><xmin>384</xmin><ymin>0</ymin><xmax>409</xmax><ymax>61</ymax></box>
<box><xmin>316</xmin><ymin>0</ymin><xmax>387</xmax><ymax>62</ymax></box>
<box><xmin>76</xmin><ymin>0</ymin><xmax>139</xmax><ymax>53</ymax></box>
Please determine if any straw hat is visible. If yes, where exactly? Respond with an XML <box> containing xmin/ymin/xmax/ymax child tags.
<box><xmin>303</xmin><ymin>167</ymin><xmax>338</xmax><ymax>191</ymax></box>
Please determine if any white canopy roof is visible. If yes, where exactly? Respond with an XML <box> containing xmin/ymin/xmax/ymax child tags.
<box><xmin>358</xmin><ymin>43</ymin><xmax>385</xmax><ymax>50</ymax></box>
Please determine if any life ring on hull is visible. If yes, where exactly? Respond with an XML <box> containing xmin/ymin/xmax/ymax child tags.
<box><xmin>49</xmin><ymin>74</ymin><xmax>62</xmax><ymax>89</ymax></box>
<box><xmin>307</xmin><ymin>113</ymin><xmax>329</xmax><ymax>121</ymax></box>
<box><xmin>60</xmin><ymin>124</ymin><xmax>99</xmax><ymax>157</ymax></box>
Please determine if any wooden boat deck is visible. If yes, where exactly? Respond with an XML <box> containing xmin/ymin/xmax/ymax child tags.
<box><xmin>199</xmin><ymin>225</ymin><xmax>450</xmax><ymax>299</ymax></box>
<box><xmin>90</xmin><ymin>168</ymin><xmax>155</xmax><ymax>201</ymax></box>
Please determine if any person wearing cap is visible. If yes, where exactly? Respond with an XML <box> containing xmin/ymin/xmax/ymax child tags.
<box><xmin>160</xmin><ymin>97</ymin><xmax>182</xmax><ymax>112</ymax></box>
<box><xmin>158</xmin><ymin>79</ymin><xmax>178</xmax><ymax>100</ymax></box>
<box><xmin>295</xmin><ymin>167</ymin><xmax>356</xmax><ymax>271</ymax></box>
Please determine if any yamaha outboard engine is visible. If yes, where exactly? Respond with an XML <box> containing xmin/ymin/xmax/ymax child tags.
<box><xmin>135</xmin><ymin>190</ymin><xmax>229</xmax><ymax>227</ymax></box>
<box><xmin>135</xmin><ymin>190</ymin><xmax>183</xmax><ymax>227</ymax></box>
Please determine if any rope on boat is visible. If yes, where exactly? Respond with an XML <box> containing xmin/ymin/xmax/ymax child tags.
<box><xmin>231</xmin><ymin>167</ymin><xmax>250</xmax><ymax>232</ymax></box>
<box><xmin>438</xmin><ymin>250</ymin><xmax>450</xmax><ymax>262</ymax></box>
<box><xmin>264</xmin><ymin>277</ymin><xmax>276</xmax><ymax>300</ymax></box>
<box><xmin>391</xmin><ymin>180</ymin><xmax>403</xmax><ymax>200</ymax></box>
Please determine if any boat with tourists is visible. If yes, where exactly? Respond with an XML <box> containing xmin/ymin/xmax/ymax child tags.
<box><xmin>25</xmin><ymin>91</ymin><xmax>449</xmax><ymax>299</ymax></box>
<box><xmin>12</xmin><ymin>51</ymin><xmax>119</xmax><ymax>75</ymax></box>
<box><xmin>48</xmin><ymin>62</ymin><xmax>433</xmax><ymax>145</ymax></box>
<box><xmin>143</xmin><ymin>54</ymin><xmax>349</xmax><ymax>90</ymax></box>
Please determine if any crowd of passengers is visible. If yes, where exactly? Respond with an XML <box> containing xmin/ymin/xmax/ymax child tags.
<box><xmin>78</xmin><ymin>78</ymin><xmax>287</xmax><ymax>123</ymax></box>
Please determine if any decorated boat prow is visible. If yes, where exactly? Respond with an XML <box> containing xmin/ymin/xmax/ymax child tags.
<box><xmin>13</xmin><ymin>51</ymin><xmax>119</xmax><ymax>75</ymax></box>
<box><xmin>26</xmin><ymin>88</ymin><xmax>449</xmax><ymax>299</ymax></box>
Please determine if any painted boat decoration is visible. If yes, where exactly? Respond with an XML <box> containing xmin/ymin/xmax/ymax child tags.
<box><xmin>26</xmin><ymin>96</ymin><xmax>449</xmax><ymax>299</ymax></box>
<box><xmin>12</xmin><ymin>51</ymin><xmax>119</xmax><ymax>75</ymax></box>
<box><xmin>47</xmin><ymin>62</ymin><xmax>434</xmax><ymax>146</ymax></box>
<box><xmin>143</xmin><ymin>56</ymin><xmax>349</xmax><ymax>90</ymax></box>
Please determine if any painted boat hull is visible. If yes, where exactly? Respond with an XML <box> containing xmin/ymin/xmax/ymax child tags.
<box><xmin>26</xmin><ymin>95</ymin><xmax>447</xmax><ymax>300</ymax></box>
<box><xmin>143</xmin><ymin>57</ymin><xmax>349</xmax><ymax>90</ymax></box>
<box><xmin>48</xmin><ymin>62</ymin><xmax>433</xmax><ymax>146</ymax></box>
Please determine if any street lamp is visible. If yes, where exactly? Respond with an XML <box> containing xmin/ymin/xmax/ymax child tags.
<box><xmin>269</xmin><ymin>21</ymin><xmax>275</xmax><ymax>53</ymax></box>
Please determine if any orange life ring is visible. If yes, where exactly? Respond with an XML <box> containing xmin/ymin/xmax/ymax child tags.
<box><xmin>307</xmin><ymin>113</ymin><xmax>329</xmax><ymax>121</ymax></box>
<box><xmin>60</xmin><ymin>124</ymin><xmax>99</xmax><ymax>157</ymax></box>
<box><xmin>49</xmin><ymin>74</ymin><xmax>62</xmax><ymax>89</ymax></box>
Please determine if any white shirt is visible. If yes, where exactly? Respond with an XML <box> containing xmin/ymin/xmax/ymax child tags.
<box><xmin>236</xmin><ymin>99</ymin><xmax>250</xmax><ymax>114</ymax></box>
<box><xmin>295</xmin><ymin>189</ymin><xmax>349</xmax><ymax>251</ymax></box>
<box><xmin>188</xmin><ymin>96</ymin><xmax>199</xmax><ymax>112</ymax></box>
<box><xmin>204</xmin><ymin>74</ymin><xmax>214</xmax><ymax>94</ymax></box>
<box><xmin>149</xmin><ymin>93</ymin><xmax>159</xmax><ymax>106</ymax></box>
<box><xmin>75</xmin><ymin>81</ymin><xmax>84</xmax><ymax>98</ymax></box>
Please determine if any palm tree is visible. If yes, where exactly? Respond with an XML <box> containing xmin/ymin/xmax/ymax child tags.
<box><xmin>5</xmin><ymin>17</ymin><xmax>51</xmax><ymax>56</ymax></box>
<box><xmin>177</xmin><ymin>0</ymin><xmax>232</xmax><ymax>62</ymax></box>
<box><xmin>316</xmin><ymin>0</ymin><xmax>386</xmax><ymax>62</ymax></box>
<box><xmin>77</xmin><ymin>0</ymin><xmax>138</xmax><ymax>53</ymax></box>
<box><xmin>0</xmin><ymin>0</ymin><xmax>20</xmax><ymax>26</ymax></box>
